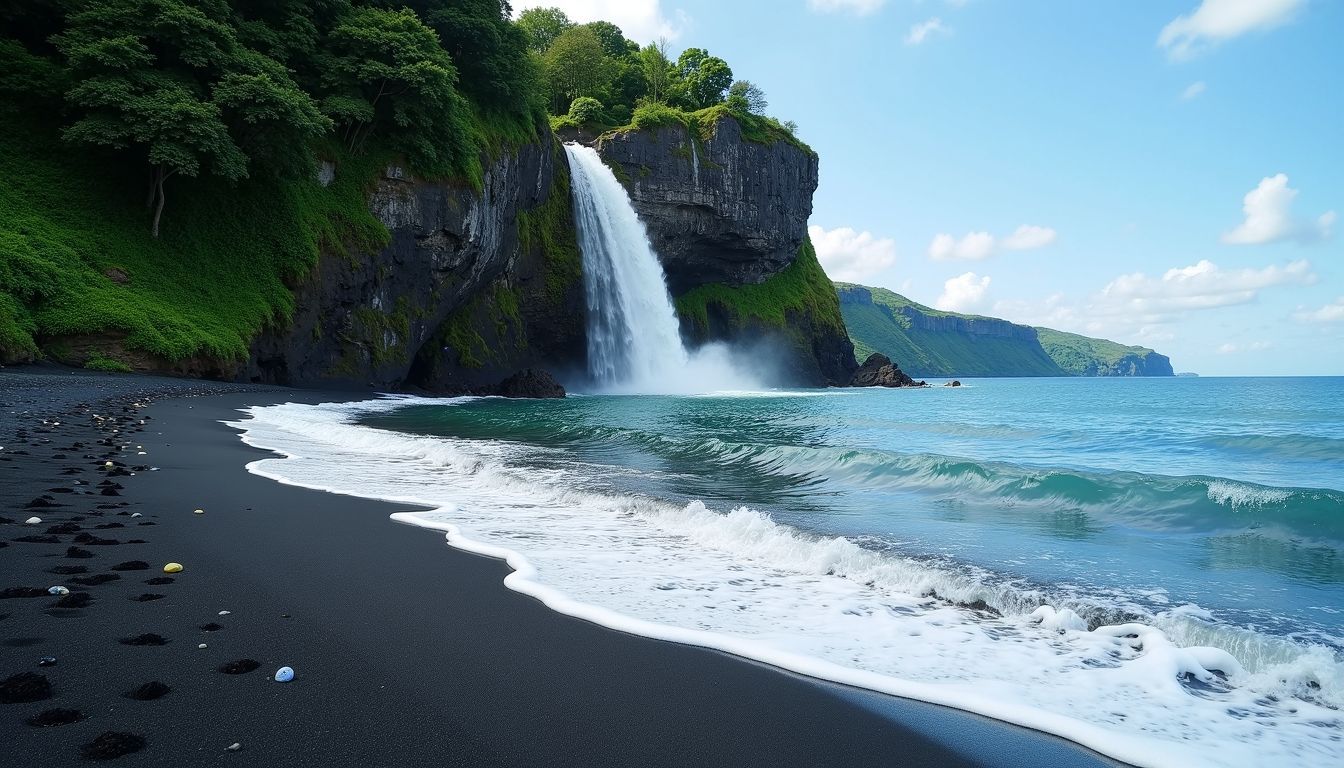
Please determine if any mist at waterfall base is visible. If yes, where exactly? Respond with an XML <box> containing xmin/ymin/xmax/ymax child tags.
<box><xmin>564</xmin><ymin>143</ymin><xmax>775</xmax><ymax>394</ymax></box>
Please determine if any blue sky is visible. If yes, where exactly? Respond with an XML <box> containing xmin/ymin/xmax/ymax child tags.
<box><xmin>514</xmin><ymin>1</ymin><xmax>1343</xmax><ymax>375</ymax></box>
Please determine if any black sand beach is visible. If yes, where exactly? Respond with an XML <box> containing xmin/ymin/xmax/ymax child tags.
<box><xmin>1</xmin><ymin>367</ymin><xmax>1120</xmax><ymax>766</ymax></box>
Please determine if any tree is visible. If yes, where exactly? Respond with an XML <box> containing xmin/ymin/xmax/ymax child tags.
<box><xmin>637</xmin><ymin>38</ymin><xmax>671</xmax><ymax>103</ymax></box>
<box><xmin>671</xmin><ymin>48</ymin><xmax>732</xmax><ymax>111</ymax></box>
<box><xmin>214</xmin><ymin>49</ymin><xmax>332</xmax><ymax>178</ymax></box>
<box><xmin>319</xmin><ymin>6</ymin><xmax>465</xmax><ymax>171</ymax></box>
<box><xmin>390</xmin><ymin>0</ymin><xmax>541</xmax><ymax>119</ymax></box>
<box><xmin>726</xmin><ymin>80</ymin><xmax>767</xmax><ymax>115</ymax></box>
<box><xmin>582</xmin><ymin>21</ymin><xmax>637</xmax><ymax>58</ymax></box>
<box><xmin>542</xmin><ymin>26</ymin><xmax>611</xmax><ymax>114</ymax></box>
<box><xmin>516</xmin><ymin>6</ymin><xmax>572</xmax><ymax>53</ymax></box>
<box><xmin>53</xmin><ymin>0</ymin><xmax>251</xmax><ymax>238</ymax></box>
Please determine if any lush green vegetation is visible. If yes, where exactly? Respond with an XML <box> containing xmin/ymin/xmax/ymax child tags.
<box><xmin>676</xmin><ymin>239</ymin><xmax>845</xmax><ymax>340</ymax></box>
<box><xmin>837</xmin><ymin>283</ymin><xmax>1170</xmax><ymax>377</ymax></box>
<box><xmin>0</xmin><ymin>0</ymin><xmax>544</xmax><ymax>365</ymax></box>
<box><xmin>520</xmin><ymin>5</ymin><xmax>803</xmax><ymax>150</ymax></box>
<box><xmin>1035</xmin><ymin>327</ymin><xmax>1171</xmax><ymax>376</ymax></box>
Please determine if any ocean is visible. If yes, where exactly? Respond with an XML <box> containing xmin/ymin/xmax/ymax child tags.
<box><xmin>231</xmin><ymin>376</ymin><xmax>1344</xmax><ymax>767</ymax></box>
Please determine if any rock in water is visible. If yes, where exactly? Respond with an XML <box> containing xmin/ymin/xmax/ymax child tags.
<box><xmin>848</xmin><ymin>353</ymin><xmax>927</xmax><ymax>388</ymax></box>
<box><xmin>494</xmin><ymin>369</ymin><xmax>565</xmax><ymax>399</ymax></box>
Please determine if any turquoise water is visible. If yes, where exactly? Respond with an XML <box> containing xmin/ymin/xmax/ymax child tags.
<box><xmin>238</xmin><ymin>376</ymin><xmax>1344</xmax><ymax>766</ymax></box>
<box><xmin>367</xmin><ymin>377</ymin><xmax>1344</xmax><ymax>646</ymax></box>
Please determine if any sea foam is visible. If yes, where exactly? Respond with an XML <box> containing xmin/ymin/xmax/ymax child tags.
<box><xmin>229</xmin><ymin>397</ymin><xmax>1344</xmax><ymax>768</ymax></box>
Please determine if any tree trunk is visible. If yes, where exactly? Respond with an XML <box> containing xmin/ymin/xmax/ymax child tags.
<box><xmin>145</xmin><ymin>167</ymin><xmax>156</xmax><ymax>208</ymax></box>
<box><xmin>150</xmin><ymin>165</ymin><xmax>169</xmax><ymax>239</ymax></box>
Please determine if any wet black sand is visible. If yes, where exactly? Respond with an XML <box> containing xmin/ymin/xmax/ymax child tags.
<box><xmin>1</xmin><ymin>366</ymin><xmax>1120</xmax><ymax>766</ymax></box>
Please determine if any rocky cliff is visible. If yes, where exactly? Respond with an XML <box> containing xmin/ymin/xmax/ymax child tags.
<box><xmin>246</xmin><ymin>138</ymin><xmax>586</xmax><ymax>391</ymax></box>
<box><xmin>596</xmin><ymin>115</ymin><xmax>856</xmax><ymax>386</ymax></box>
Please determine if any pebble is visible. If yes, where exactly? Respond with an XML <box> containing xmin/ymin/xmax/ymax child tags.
<box><xmin>219</xmin><ymin>610</ymin><xmax>231</xmax><ymax>616</ymax></box>
<box><xmin>130</xmin><ymin>512</ymin><xmax>142</xmax><ymax>518</ymax></box>
<box><xmin>274</xmin><ymin>666</ymin><xmax>295</xmax><ymax>683</ymax></box>
<box><xmin>48</xmin><ymin>586</ymin><xmax>70</xmax><ymax>596</ymax></box>
<box><xmin>193</xmin><ymin>508</ymin><xmax>204</xmax><ymax>515</ymax></box>
<box><xmin>25</xmin><ymin>516</ymin><xmax>42</xmax><ymax>525</ymax></box>
<box><xmin>198</xmin><ymin>644</ymin><xmax>207</xmax><ymax>649</ymax></box>
<box><xmin>163</xmin><ymin>562</ymin><xmax>183</xmax><ymax>573</ymax></box>
<box><xmin>227</xmin><ymin>743</ymin><xmax>241</xmax><ymax>752</ymax></box>
<box><xmin>37</xmin><ymin>657</ymin><xmax>57</xmax><ymax>667</ymax></box>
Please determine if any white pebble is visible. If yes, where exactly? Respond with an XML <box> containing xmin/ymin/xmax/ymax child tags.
<box><xmin>131</xmin><ymin>513</ymin><xmax>142</xmax><ymax>518</ymax></box>
<box><xmin>198</xmin><ymin>643</ymin><xmax>208</xmax><ymax>649</ymax></box>
<box><xmin>274</xmin><ymin>666</ymin><xmax>295</xmax><ymax>683</ymax></box>
<box><xmin>226</xmin><ymin>743</ymin><xmax>241</xmax><ymax>752</ymax></box>
<box><xmin>218</xmin><ymin>610</ymin><xmax>231</xmax><ymax>616</ymax></box>
<box><xmin>48</xmin><ymin>586</ymin><xmax>70</xmax><ymax>596</ymax></box>
<box><xmin>25</xmin><ymin>516</ymin><xmax>41</xmax><ymax>525</ymax></box>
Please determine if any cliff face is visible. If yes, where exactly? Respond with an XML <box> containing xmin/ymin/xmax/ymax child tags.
<box><xmin>596</xmin><ymin>117</ymin><xmax>819</xmax><ymax>295</ymax></box>
<box><xmin>246</xmin><ymin>139</ymin><xmax>586</xmax><ymax>390</ymax></box>
<box><xmin>597</xmin><ymin>116</ymin><xmax>856</xmax><ymax>386</ymax></box>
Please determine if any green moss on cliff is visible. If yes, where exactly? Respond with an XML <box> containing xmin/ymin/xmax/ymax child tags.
<box><xmin>517</xmin><ymin>151</ymin><xmax>583</xmax><ymax>317</ymax></box>
<box><xmin>0</xmin><ymin>107</ymin><xmax>388</xmax><ymax>365</ymax></box>
<box><xmin>676</xmin><ymin>238</ymin><xmax>844</xmax><ymax>338</ymax></box>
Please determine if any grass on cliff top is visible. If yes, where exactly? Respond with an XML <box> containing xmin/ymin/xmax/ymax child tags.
<box><xmin>0</xmin><ymin>107</ymin><xmax>388</xmax><ymax>364</ymax></box>
<box><xmin>604</xmin><ymin>102</ymin><xmax>814</xmax><ymax>156</ymax></box>
<box><xmin>675</xmin><ymin>238</ymin><xmax>844</xmax><ymax>338</ymax></box>
<box><xmin>1034</xmin><ymin>327</ymin><xmax>1156</xmax><ymax>371</ymax></box>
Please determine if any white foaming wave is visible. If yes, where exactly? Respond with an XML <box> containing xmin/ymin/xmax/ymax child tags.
<box><xmin>228</xmin><ymin>398</ymin><xmax>1344</xmax><ymax>768</ymax></box>
<box><xmin>1207</xmin><ymin>479</ymin><xmax>1294</xmax><ymax>509</ymax></box>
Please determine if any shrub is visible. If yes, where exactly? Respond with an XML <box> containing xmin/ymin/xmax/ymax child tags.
<box><xmin>568</xmin><ymin>96</ymin><xmax>605</xmax><ymax>124</ymax></box>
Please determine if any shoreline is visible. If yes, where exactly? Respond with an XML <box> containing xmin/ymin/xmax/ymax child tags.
<box><xmin>3</xmin><ymin>367</ymin><xmax>1119</xmax><ymax>766</ymax></box>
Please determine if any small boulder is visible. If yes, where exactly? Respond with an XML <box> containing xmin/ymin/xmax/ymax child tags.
<box><xmin>493</xmin><ymin>369</ymin><xmax>565</xmax><ymax>399</ymax></box>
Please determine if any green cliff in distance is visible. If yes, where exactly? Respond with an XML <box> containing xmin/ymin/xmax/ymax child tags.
<box><xmin>836</xmin><ymin>283</ymin><xmax>1173</xmax><ymax>378</ymax></box>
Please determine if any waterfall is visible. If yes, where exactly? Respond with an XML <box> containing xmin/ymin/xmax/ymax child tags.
<box><xmin>564</xmin><ymin>143</ymin><xmax>758</xmax><ymax>393</ymax></box>
<box><xmin>565</xmin><ymin>144</ymin><xmax>690</xmax><ymax>388</ymax></box>
<box><xmin>690</xmin><ymin>138</ymin><xmax>700</xmax><ymax>187</ymax></box>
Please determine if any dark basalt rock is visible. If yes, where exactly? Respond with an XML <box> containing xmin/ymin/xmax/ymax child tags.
<box><xmin>218</xmin><ymin>659</ymin><xmax>260</xmax><ymax>675</ymax></box>
<box><xmin>0</xmin><ymin>672</ymin><xmax>52</xmax><ymax>703</ymax></box>
<box><xmin>490</xmin><ymin>369</ymin><xmax>565</xmax><ymax>399</ymax></box>
<box><xmin>848</xmin><ymin>354</ymin><xmax>928</xmax><ymax>389</ymax></box>
<box><xmin>946</xmin><ymin>380</ymin><xmax>962</xmax><ymax>387</ymax></box>
<box><xmin>27</xmin><ymin>707</ymin><xmax>84</xmax><ymax>726</ymax></box>
<box><xmin>110</xmin><ymin>560</ymin><xmax>149</xmax><ymax>571</ymax></box>
<box><xmin>124</xmin><ymin>681</ymin><xmax>170</xmax><ymax>701</ymax></box>
<box><xmin>81</xmin><ymin>731</ymin><xmax>146</xmax><ymax>759</ymax></box>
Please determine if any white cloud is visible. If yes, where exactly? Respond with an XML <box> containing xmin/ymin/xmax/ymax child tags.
<box><xmin>905</xmin><ymin>17</ymin><xmax>948</xmax><ymax>45</ymax></box>
<box><xmin>1100</xmin><ymin>259</ymin><xmax>1315</xmax><ymax>314</ymax></box>
<box><xmin>1001</xmin><ymin>224</ymin><xmax>1058</xmax><ymax>251</ymax></box>
<box><xmin>929</xmin><ymin>232</ymin><xmax>993</xmax><ymax>260</ymax></box>
<box><xmin>808</xmin><ymin>0</ymin><xmax>886</xmax><ymax>15</ymax></box>
<box><xmin>1182</xmin><ymin>81</ymin><xmax>1207</xmax><ymax>100</ymax></box>
<box><xmin>994</xmin><ymin>259</ymin><xmax>1316</xmax><ymax>344</ymax></box>
<box><xmin>936</xmin><ymin>272</ymin><xmax>992</xmax><ymax>313</ymax></box>
<box><xmin>1222</xmin><ymin>174</ymin><xmax>1335</xmax><ymax>245</ymax></box>
<box><xmin>1217</xmin><ymin>340</ymin><xmax>1271</xmax><ymax>354</ymax></box>
<box><xmin>809</xmin><ymin>225</ymin><xmax>897</xmax><ymax>282</ymax></box>
<box><xmin>1158</xmin><ymin>0</ymin><xmax>1304</xmax><ymax>60</ymax></box>
<box><xmin>1295</xmin><ymin>297</ymin><xmax>1344</xmax><ymax>323</ymax></box>
<box><xmin>512</xmin><ymin>0</ymin><xmax>688</xmax><ymax>43</ymax></box>
<box><xmin>928</xmin><ymin>225</ymin><xmax>1056</xmax><ymax>260</ymax></box>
